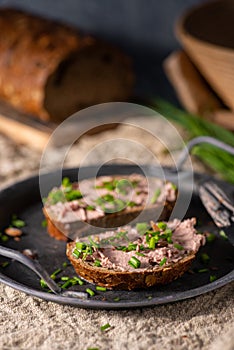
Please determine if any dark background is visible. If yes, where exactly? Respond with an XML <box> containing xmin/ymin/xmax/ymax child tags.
<box><xmin>0</xmin><ymin>0</ymin><xmax>204</xmax><ymax>104</ymax></box>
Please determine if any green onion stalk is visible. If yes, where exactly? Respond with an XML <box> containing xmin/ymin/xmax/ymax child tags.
<box><xmin>152</xmin><ymin>98</ymin><xmax>234</xmax><ymax>184</ymax></box>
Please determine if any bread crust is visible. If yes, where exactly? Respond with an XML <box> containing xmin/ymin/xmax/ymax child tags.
<box><xmin>66</xmin><ymin>241</ymin><xmax>195</xmax><ymax>290</ymax></box>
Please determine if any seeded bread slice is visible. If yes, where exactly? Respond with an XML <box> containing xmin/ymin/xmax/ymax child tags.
<box><xmin>66</xmin><ymin>242</ymin><xmax>195</xmax><ymax>290</ymax></box>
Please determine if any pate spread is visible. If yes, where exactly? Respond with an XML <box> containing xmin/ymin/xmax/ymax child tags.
<box><xmin>44</xmin><ymin>174</ymin><xmax>177</xmax><ymax>226</ymax></box>
<box><xmin>73</xmin><ymin>218</ymin><xmax>205</xmax><ymax>271</ymax></box>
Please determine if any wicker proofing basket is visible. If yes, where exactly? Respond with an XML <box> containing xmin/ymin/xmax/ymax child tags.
<box><xmin>176</xmin><ymin>0</ymin><xmax>234</xmax><ymax>111</ymax></box>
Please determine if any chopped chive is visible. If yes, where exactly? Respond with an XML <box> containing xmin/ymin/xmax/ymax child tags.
<box><xmin>11</xmin><ymin>215</ymin><xmax>26</xmax><ymax>228</ymax></box>
<box><xmin>76</xmin><ymin>242</ymin><xmax>87</xmax><ymax>251</ymax></box>
<box><xmin>73</xmin><ymin>276</ymin><xmax>84</xmax><ymax>285</ymax></box>
<box><xmin>198</xmin><ymin>268</ymin><xmax>209</xmax><ymax>273</ymax></box>
<box><xmin>149</xmin><ymin>237</ymin><xmax>156</xmax><ymax>249</ymax></box>
<box><xmin>40</xmin><ymin>279</ymin><xmax>48</xmax><ymax>288</ymax></box>
<box><xmin>86</xmin><ymin>288</ymin><xmax>95</xmax><ymax>297</ymax></box>
<box><xmin>201</xmin><ymin>253</ymin><xmax>210</xmax><ymax>264</ymax></box>
<box><xmin>62</xmin><ymin>262</ymin><xmax>68</xmax><ymax>268</ymax></box>
<box><xmin>219</xmin><ymin>230</ymin><xmax>228</xmax><ymax>240</ymax></box>
<box><xmin>62</xmin><ymin>177</ymin><xmax>71</xmax><ymax>187</ymax></box>
<box><xmin>114</xmin><ymin>297</ymin><xmax>120</xmax><ymax>302</ymax></box>
<box><xmin>61</xmin><ymin>280</ymin><xmax>72</xmax><ymax>289</ymax></box>
<box><xmin>96</xmin><ymin>286</ymin><xmax>107</xmax><ymax>292</ymax></box>
<box><xmin>41</xmin><ymin>219</ymin><xmax>47</xmax><ymax>228</ymax></box>
<box><xmin>135</xmin><ymin>252</ymin><xmax>145</xmax><ymax>257</ymax></box>
<box><xmin>1</xmin><ymin>235</ymin><xmax>9</xmax><ymax>242</ymax></box>
<box><xmin>174</xmin><ymin>243</ymin><xmax>184</xmax><ymax>251</ymax></box>
<box><xmin>1</xmin><ymin>261</ymin><xmax>10</xmax><ymax>268</ymax></box>
<box><xmin>127</xmin><ymin>201</ymin><xmax>137</xmax><ymax>208</ymax></box>
<box><xmin>150</xmin><ymin>189</ymin><xmax>161</xmax><ymax>204</ymax></box>
<box><xmin>147</xmin><ymin>295</ymin><xmax>153</xmax><ymax>300</ymax></box>
<box><xmin>50</xmin><ymin>268</ymin><xmax>62</xmax><ymax>279</ymax></box>
<box><xmin>159</xmin><ymin>257</ymin><xmax>167</xmax><ymax>266</ymax></box>
<box><xmin>157</xmin><ymin>222</ymin><xmax>167</xmax><ymax>230</ymax></box>
<box><xmin>206</xmin><ymin>233</ymin><xmax>216</xmax><ymax>243</ymax></box>
<box><xmin>87</xmin><ymin>348</ymin><xmax>99</xmax><ymax>350</ymax></box>
<box><xmin>72</xmin><ymin>249</ymin><xmax>81</xmax><ymax>259</ymax></box>
<box><xmin>86</xmin><ymin>205</ymin><xmax>95</xmax><ymax>211</ymax></box>
<box><xmin>171</xmin><ymin>183</ymin><xmax>177</xmax><ymax>191</ymax></box>
<box><xmin>128</xmin><ymin>256</ymin><xmax>141</xmax><ymax>269</ymax></box>
<box><xmin>61</xmin><ymin>276</ymin><xmax>70</xmax><ymax>281</ymax></box>
<box><xmin>65</xmin><ymin>189</ymin><xmax>83</xmax><ymax>201</ymax></box>
<box><xmin>88</xmin><ymin>236</ymin><xmax>100</xmax><ymax>248</ymax></box>
<box><xmin>94</xmin><ymin>259</ymin><xmax>102</xmax><ymax>267</ymax></box>
<box><xmin>210</xmin><ymin>275</ymin><xmax>217</xmax><ymax>282</ymax></box>
<box><xmin>136</xmin><ymin>222</ymin><xmax>150</xmax><ymax>235</ymax></box>
<box><xmin>100</xmin><ymin>323</ymin><xmax>111</xmax><ymax>332</ymax></box>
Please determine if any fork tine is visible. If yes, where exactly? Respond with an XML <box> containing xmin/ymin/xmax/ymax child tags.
<box><xmin>199</xmin><ymin>185</ymin><xmax>232</xmax><ymax>227</ymax></box>
<box><xmin>202</xmin><ymin>181</ymin><xmax>234</xmax><ymax>213</ymax></box>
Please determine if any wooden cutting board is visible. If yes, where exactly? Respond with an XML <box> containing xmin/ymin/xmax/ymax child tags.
<box><xmin>0</xmin><ymin>101</ymin><xmax>121</xmax><ymax>151</ymax></box>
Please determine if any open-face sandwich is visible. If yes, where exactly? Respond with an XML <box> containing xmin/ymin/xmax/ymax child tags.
<box><xmin>66</xmin><ymin>218</ymin><xmax>205</xmax><ymax>290</ymax></box>
<box><xmin>43</xmin><ymin>174</ymin><xmax>177</xmax><ymax>241</ymax></box>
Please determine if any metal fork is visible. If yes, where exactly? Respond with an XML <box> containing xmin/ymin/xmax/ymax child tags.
<box><xmin>199</xmin><ymin>181</ymin><xmax>234</xmax><ymax>245</ymax></box>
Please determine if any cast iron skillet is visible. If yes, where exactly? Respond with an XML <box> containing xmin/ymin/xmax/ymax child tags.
<box><xmin>0</xmin><ymin>165</ymin><xmax>233</xmax><ymax>309</ymax></box>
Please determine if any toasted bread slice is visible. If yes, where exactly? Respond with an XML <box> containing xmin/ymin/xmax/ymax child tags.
<box><xmin>43</xmin><ymin>174</ymin><xmax>177</xmax><ymax>241</ymax></box>
<box><xmin>66</xmin><ymin>218</ymin><xmax>205</xmax><ymax>290</ymax></box>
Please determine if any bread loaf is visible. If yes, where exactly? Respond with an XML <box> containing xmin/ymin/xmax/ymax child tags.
<box><xmin>0</xmin><ymin>8</ymin><xmax>134</xmax><ymax>122</ymax></box>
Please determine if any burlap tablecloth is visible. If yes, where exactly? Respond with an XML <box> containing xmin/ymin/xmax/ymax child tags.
<box><xmin>0</xmin><ymin>117</ymin><xmax>233</xmax><ymax>350</ymax></box>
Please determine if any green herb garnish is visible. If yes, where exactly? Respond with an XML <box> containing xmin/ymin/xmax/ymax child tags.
<box><xmin>201</xmin><ymin>253</ymin><xmax>210</xmax><ymax>264</ymax></box>
<box><xmin>136</xmin><ymin>222</ymin><xmax>149</xmax><ymax>235</ymax></box>
<box><xmin>73</xmin><ymin>276</ymin><xmax>84</xmax><ymax>285</ymax></box>
<box><xmin>50</xmin><ymin>268</ymin><xmax>62</xmax><ymax>280</ymax></box>
<box><xmin>96</xmin><ymin>286</ymin><xmax>107</xmax><ymax>292</ymax></box>
<box><xmin>114</xmin><ymin>297</ymin><xmax>120</xmax><ymax>302</ymax></box>
<box><xmin>100</xmin><ymin>323</ymin><xmax>111</xmax><ymax>332</ymax></box>
<box><xmin>72</xmin><ymin>249</ymin><xmax>81</xmax><ymax>259</ymax></box>
<box><xmin>86</xmin><ymin>288</ymin><xmax>95</xmax><ymax>297</ymax></box>
<box><xmin>135</xmin><ymin>252</ymin><xmax>145</xmax><ymax>257</ymax></box>
<box><xmin>219</xmin><ymin>230</ymin><xmax>228</xmax><ymax>240</ymax></box>
<box><xmin>41</xmin><ymin>219</ymin><xmax>47</xmax><ymax>228</ymax></box>
<box><xmin>154</xmin><ymin>99</ymin><xmax>234</xmax><ymax>184</ymax></box>
<box><xmin>157</xmin><ymin>222</ymin><xmax>167</xmax><ymax>230</ymax></box>
<box><xmin>40</xmin><ymin>279</ymin><xmax>48</xmax><ymax>289</ymax></box>
<box><xmin>210</xmin><ymin>275</ymin><xmax>217</xmax><ymax>282</ymax></box>
<box><xmin>61</xmin><ymin>280</ymin><xmax>72</xmax><ymax>289</ymax></box>
<box><xmin>94</xmin><ymin>259</ymin><xmax>102</xmax><ymax>267</ymax></box>
<box><xmin>206</xmin><ymin>233</ymin><xmax>216</xmax><ymax>243</ymax></box>
<box><xmin>62</xmin><ymin>177</ymin><xmax>71</xmax><ymax>187</ymax></box>
<box><xmin>159</xmin><ymin>257</ymin><xmax>167</xmax><ymax>266</ymax></box>
<box><xmin>149</xmin><ymin>237</ymin><xmax>156</xmax><ymax>249</ymax></box>
<box><xmin>198</xmin><ymin>268</ymin><xmax>209</xmax><ymax>273</ymax></box>
<box><xmin>0</xmin><ymin>234</ymin><xmax>9</xmax><ymax>242</ymax></box>
<box><xmin>1</xmin><ymin>261</ymin><xmax>10</xmax><ymax>268</ymax></box>
<box><xmin>11</xmin><ymin>215</ymin><xmax>25</xmax><ymax>228</ymax></box>
<box><xmin>174</xmin><ymin>243</ymin><xmax>184</xmax><ymax>251</ymax></box>
<box><xmin>128</xmin><ymin>256</ymin><xmax>141</xmax><ymax>269</ymax></box>
<box><xmin>61</xmin><ymin>276</ymin><xmax>69</xmax><ymax>281</ymax></box>
<box><xmin>88</xmin><ymin>236</ymin><xmax>100</xmax><ymax>248</ymax></box>
<box><xmin>86</xmin><ymin>205</ymin><xmax>95</xmax><ymax>211</ymax></box>
<box><xmin>150</xmin><ymin>189</ymin><xmax>161</xmax><ymax>204</ymax></box>
<box><xmin>76</xmin><ymin>242</ymin><xmax>87</xmax><ymax>251</ymax></box>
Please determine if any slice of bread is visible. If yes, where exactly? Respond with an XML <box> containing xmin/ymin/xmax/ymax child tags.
<box><xmin>66</xmin><ymin>218</ymin><xmax>205</xmax><ymax>290</ymax></box>
<box><xmin>43</xmin><ymin>174</ymin><xmax>177</xmax><ymax>241</ymax></box>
